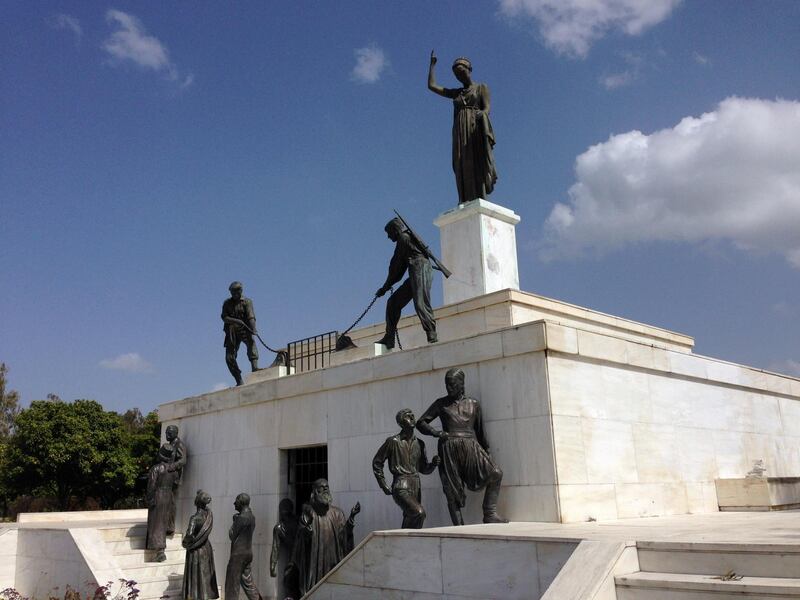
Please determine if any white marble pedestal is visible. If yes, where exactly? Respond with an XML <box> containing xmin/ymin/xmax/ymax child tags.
<box><xmin>434</xmin><ymin>198</ymin><xmax>521</xmax><ymax>305</ymax></box>
<box><xmin>245</xmin><ymin>365</ymin><xmax>294</xmax><ymax>384</ymax></box>
<box><xmin>329</xmin><ymin>342</ymin><xmax>391</xmax><ymax>367</ymax></box>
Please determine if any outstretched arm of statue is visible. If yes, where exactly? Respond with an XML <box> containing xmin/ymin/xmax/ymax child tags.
<box><xmin>379</xmin><ymin>241</ymin><xmax>408</xmax><ymax>296</ymax></box>
<box><xmin>427</xmin><ymin>50</ymin><xmax>447</xmax><ymax>97</ymax></box>
<box><xmin>418</xmin><ymin>439</ymin><xmax>439</xmax><ymax>475</ymax></box>
<box><xmin>348</xmin><ymin>502</ymin><xmax>361</xmax><ymax>528</ymax></box>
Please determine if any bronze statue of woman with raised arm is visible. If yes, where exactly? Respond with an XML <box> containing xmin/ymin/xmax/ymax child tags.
<box><xmin>428</xmin><ymin>50</ymin><xmax>497</xmax><ymax>205</ymax></box>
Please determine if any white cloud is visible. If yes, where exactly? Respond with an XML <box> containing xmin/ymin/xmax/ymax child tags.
<box><xmin>210</xmin><ymin>382</ymin><xmax>228</xmax><ymax>392</ymax></box>
<box><xmin>768</xmin><ymin>360</ymin><xmax>800</xmax><ymax>378</ymax></box>
<box><xmin>351</xmin><ymin>45</ymin><xmax>388</xmax><ymax>83</ymax></box>
<box><xmin>103</xmin><ymin>9</ymin><xmax>193</xmax><ymax>87</ymax></box>
<box><xmin>48</xmin><ymin>13</ymin><xmax>83</xmax><ymax>42</ymax></box>
<box><xmin>772</xmin><ymin>302</ymin><xmax>797</xmax><ymax>318</ymax></box>
<box><xmin>499</xmin><ymin>0</ymin><xmax>681</xmax><ymax>58</ymax></box>
<box><xmin>693</xmin><ymin>51</ymin><xmax>710</xmax><ymax>66</ymax></box>
<box><xmin>541</xmin><ymin>97</ymin><xmax>800</xmax><ymax>266</ymax></box>
<box><xmin>600</xmin><ymin>71</ymin><xmax>633</xmax><ymax>89</ymax></box>
<box><xmin>599</xmin><ymin>52</ymin><xmax>642</xmax><ymax>89</ymax></box>
<box><xmin>99</xmin><ymin>352</ymin><xmax>154</xmax><ymax>373</ymax></box>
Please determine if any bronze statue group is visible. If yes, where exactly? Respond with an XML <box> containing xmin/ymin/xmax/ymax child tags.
<box><xmin>144</xmin><ymin>367</ymin><xmax>506</xmax><ymax>600</ymax></box>
<box><xmin>144</xmin><ymin>54</ymin><xmax>505</xmax><ymax>600</ymax></box>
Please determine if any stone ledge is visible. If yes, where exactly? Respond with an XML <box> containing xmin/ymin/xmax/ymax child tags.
<box><xmin>159</xmin><ymin>317</ymin><xmax>800</xmax><ymax>421</ymax></box>
<box><xmin>433</xmin><ymin>198</ymin><xmax>521</xmax><ymax>227</ymax></box>
<box><xmin>716</xmin><ymin>477</ymin><xmax>800</xmax><ymax>511</ymax></box>
<box><xmin>344</xmin><ymin>288</ymin><xmax>694</xmax><ymax>355</ymax></box>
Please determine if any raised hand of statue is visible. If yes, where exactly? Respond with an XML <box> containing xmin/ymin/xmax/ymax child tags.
<box><xmin>430</xmin><ymin>49</ymin><xmax>437</xmax><ymax>66</ymax></box>
<box><xmin>349</xmin><ymin>502</ymin><xmax>361</xmax><ymax>520</ymax></box>
<box><xmin>300</xmin><ymin>504</ymin><xmax>314</xmax><ymax>531</ymax></box>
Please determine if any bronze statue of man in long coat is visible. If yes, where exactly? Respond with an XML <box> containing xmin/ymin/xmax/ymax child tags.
<box><xmin>225</xmin><ymin>493</ymin><xmax>261</xmax><ymax>600</ymax></box>
<box><xmin>288</xmin><ymin>479</ymin><xmax>360</xmax><ymax>596</ymax></box>
<box><xmin>145</xmin><ymin>444</ymin><xmax>180</xmax><ymax>562</ymax></box>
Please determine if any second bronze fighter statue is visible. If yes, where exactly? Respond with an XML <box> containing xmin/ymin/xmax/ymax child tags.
<box><xmin>376</xmin><ymin>218</ymin><xmax>437</xmax><ymax>348</ymax></box>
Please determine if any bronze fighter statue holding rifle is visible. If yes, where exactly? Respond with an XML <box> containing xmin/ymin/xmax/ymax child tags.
<box><xmin>376</xmin><ymin>211</ymin><xmax>451</xmax><ymax>349</ymax></box>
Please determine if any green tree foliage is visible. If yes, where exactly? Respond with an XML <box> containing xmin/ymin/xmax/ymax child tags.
<box><xmin>120</xmin><ymin>408</ymin><xmax>162</xmax><ymax>506</ymax></box>
<box><xmin>0</xmin><ymin>363</ymin><xmax>20</xmax><ymax>518</ymax></box>
<box><xmin>0</xmin><ymin>363</ymin><xmax>20</xmax><ymax>438</ymax></box>
<box><xmin>3</xmin><ymin>399</ymin><xmax>140</xmax><ymax>510</ymax></box>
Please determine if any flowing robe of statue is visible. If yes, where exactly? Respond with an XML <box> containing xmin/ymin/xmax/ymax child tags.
<box><xmin>271</xmin><ymin>512</ymin><xmax>298</xmax><ymax>600</ymax></box>
<box><xmin>291</xmin><ymin>505</ymin><xmax>354</xmax><ymax>596</ymax></box>
<box><xmin>225</xmin><ymin>507</ymin><xmax>261</xmax><ymax>600</ymax></box>
<box><xmin>446</xmin><ymin>83</ymin><xmax>496</xmax><ymax>204</ymax></box>
<box><xmin>145</xmin><ymin>462</ymin><xmax>179</xmax><ymax>551</ymax></box>
<box><xmin>164</xmin><ymin>437</ymin><xmax>188</xmax><ymax>534</ymax></box>
<box><xmin>418</xmin><ymin>395</ymin><xmax>498</xmax><ymax>509</ymax></box>
<box><xmin>182</xmin><ymin>509</ymin><xmax>219</xmax><ymax>600</ymax></box>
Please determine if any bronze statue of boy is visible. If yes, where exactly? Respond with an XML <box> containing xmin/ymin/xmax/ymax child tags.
<box><xmin>373</xmin><ymin>408</ymin><xmax>439</xmax><ymax>528</ymax></box>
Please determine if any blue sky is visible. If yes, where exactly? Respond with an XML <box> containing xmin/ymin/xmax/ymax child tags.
<box><xmin>2</xmin><ymin>1</ymin><xmax>799</xmax><ymax>414</ymax></box>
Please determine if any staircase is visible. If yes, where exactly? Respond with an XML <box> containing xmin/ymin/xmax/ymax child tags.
<box><xmin>98</xmin><ymin>524</ymin><xmax>184</xmax><ymax>600</ymax></box>
<box><xmin>615</xmin><ymin>541</ymin><xmax>800</xmax><ymax>598</ymax></box>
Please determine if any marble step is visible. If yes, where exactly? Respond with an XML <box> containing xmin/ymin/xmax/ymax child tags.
<box><xmin>130</xmin><ymin>573</ymin><xmax>183</xmax><ymax>598</ymax></box>
<box><xmin>99</xmin><ymin>525</ymin><xmax>148</xmax><ymax>541</ymax></box>
<box><xmin>615</xmin><ymin>572</ymin><xmax>800</xmax><ymax>599</ymax></box>
<box><xmin>116</xmin><ymin>547</ymin><xmax>184</xmax><ymax>568</ymax></box>
<box><xmin>139</xmin><ymin>589</ymin><xmax>181</xmax><ymax>600</ymax></box>
<box><xmin>637</xmin><ymin>542</ymin><xmax>800</xmax><ymax>579</ymax></box>
<box><xmin>123</xmin><ymin>560</ymin><xmax>184</xmax><ymax>580</ymax></box>
<box><xmin>107</xmin><ymin>534</ymin><xmax>183</xmax><ymax>554</ymax></box>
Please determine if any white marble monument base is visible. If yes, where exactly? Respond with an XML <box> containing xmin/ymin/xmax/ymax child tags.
<box><xmin>434</xmin><ymin>198</ymin><xmax>521</xmax><ymax>305</ymax></box>
<box><xmin>329</xmin><ymin>342</ymin><xmax>391</xmax><ymax>367</ymax></box>
<box><xmin>245</xmin><ymin>364</ymin><xmax>294</xmax><ymax>384</ymax></box>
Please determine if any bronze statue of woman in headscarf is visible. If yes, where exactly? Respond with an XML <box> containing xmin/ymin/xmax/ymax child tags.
<box><xmin>428</xmin><ymin>51</ymin><xmax>497</xmax><ymax>205</ymax></box>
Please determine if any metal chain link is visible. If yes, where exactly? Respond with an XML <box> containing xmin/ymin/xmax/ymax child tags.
<box><xmin>341</xmin><ymin>287</ymin><xmax>392</xmax><ymax>337</ymax></box>
<box><xmin>238</xmin><ymin>322</ymin><xmax>283</xmax><ymax>354</ymax></box>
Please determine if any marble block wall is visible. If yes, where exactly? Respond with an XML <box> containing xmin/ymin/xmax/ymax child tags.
<box><xmin>14</xmin><ymin>529</ymin><xmax>95</xmax><ymax>599</ymax></box>
<box><xmin>308</xmin><ymin>532</ymin><xmax>577</xmax><ymax>600</ymax></box>
<box><xmin>160</xmin><ymin>323</ymin><xmax>554</xmax><ymax>600</ymax></box>
<box><xmin>160</xmin><ymin>314</ymin><xmax>800</xmax><ymax>597</ymax></box>
<box><xmin>546</xmin><ymin>323</ymin><xmax>800</xmax><ymax>522</ymax></box>
<box><xmin>0</xmin><ymin>529</ymin><xmax>18</xmax><ymax>591</ymax></box>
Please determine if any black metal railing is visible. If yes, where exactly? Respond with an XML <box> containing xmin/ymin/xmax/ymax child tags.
<box><xmin>286</xmin><ymin>331</ymin><xmax>337</xmax><ymax>373</ymax></box>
